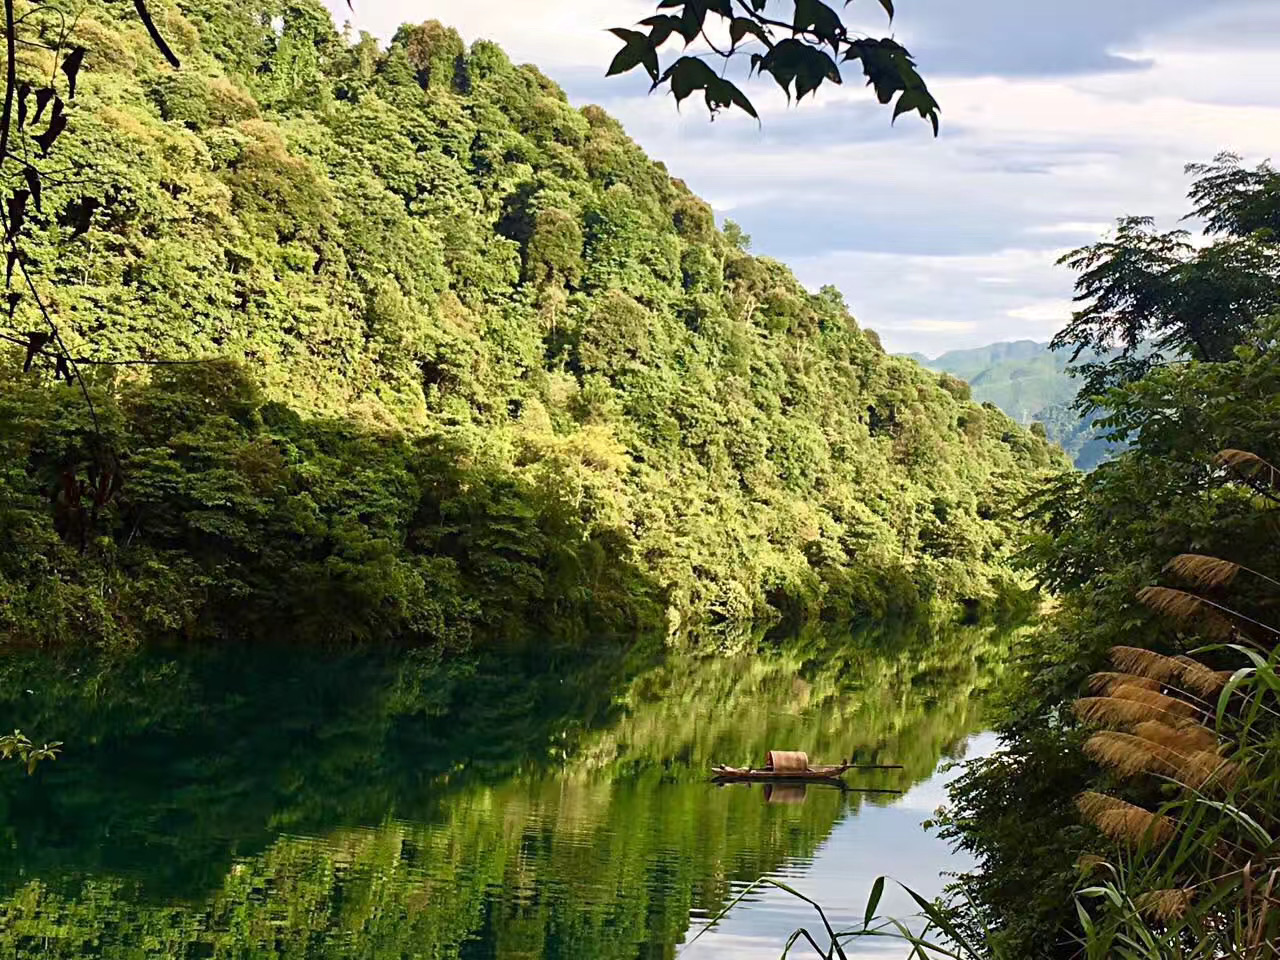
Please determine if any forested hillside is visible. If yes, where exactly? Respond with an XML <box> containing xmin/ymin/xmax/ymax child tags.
<box><xmin>907</xmin><ymin>341</ymin><xmax>1113</xmax><ymax>469</ymax></box>
<box><xmin>0</xmin><ymin>0</ymin><xmax>1064</xmax><ymax>650</ymax></box>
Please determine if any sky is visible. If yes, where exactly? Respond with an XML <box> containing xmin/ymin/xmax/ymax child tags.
<box><xmin>320</xmin><ymin>0</ymin><xmax>1280</xmax><ymax>355</ymax></box>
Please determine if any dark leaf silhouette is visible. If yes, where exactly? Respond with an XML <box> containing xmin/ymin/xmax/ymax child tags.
<box><xmin>53</xmin><ymin>352</ymin><xmax>73</xmax><ymax>385</ymax></box>
<box><xmin>16</xmin><ymin>82</ymin><xmax>29</xmax><ymax>130</ymax></box>
<box><xmin>34</xmin><ymin>114</ymin><xmax>66</xmax><ymax>157</ymax></box>
<box><xmin>61</xmin><ymin>47</ymin><xmax>87</xmax><ymax>98</ymax></box>
<box><xmin>21</xmin><ymin>330</ymin><xmax>49</xmax><ymax>372</ymax></box>
<box><xmin>23</xmin><ymin>167</ymin><xmax>40</xmax><ymax>212</ymax></box>
<box><xmin>70</xmin><ymin>197</ymin><xmax>99</xmax><ymax>238</ymax></box>
<box><xmin>606</xmin><ymin>28</ymin><xmax>659</xmax><ymax>83</ymax></box>
<box><xmin>611</xmin><ymin>1</ymin><xmax>936</xmax><ymax>132</ymax></box>
<box><xmin>6</xmin><ymin>248</ymin><xmax>17</xmax><ymax>286</ymax></box>
<box><xmin>656</xmin><ymin>57</ymin><xmax>760</xmax><ymax>119</ymax></box>
<box><xmin>134</xmin><ymin>0</ymin><xmax>181</xmax><ymax>68</ymax></box>
<box><xmin>32</xmin><ymin>88</ymin><xmax>53</xmax><ymax>125</ymax></box>
<box><xmin>6</xmin><ymin>292</ymin><xmax>19</xmax><ymax>321</ymax></box>
<box><xmin>6</xmin><ymin>189</ymin><xmax>28</xmax><ymax>240</ymax></box>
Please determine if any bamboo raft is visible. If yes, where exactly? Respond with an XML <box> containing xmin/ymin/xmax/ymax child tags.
<box><xmin>710</xmin><ymin>750</ymin><xmax>903</xmax><ymax>788</ymax></box>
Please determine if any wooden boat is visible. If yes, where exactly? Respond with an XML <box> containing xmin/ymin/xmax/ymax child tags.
<box><xmin>710</xmin><ymin>750</ymin><xmax>902</xmax><ymax>786</ymax></box>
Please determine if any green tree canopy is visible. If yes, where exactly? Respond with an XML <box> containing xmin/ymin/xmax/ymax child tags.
<box><xmin>1053</xmin><ymin>153</ymin><xmax>1280</xmax><ymax>409</ymax></box>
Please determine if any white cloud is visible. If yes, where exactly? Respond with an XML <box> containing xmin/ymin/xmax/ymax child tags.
<box><xmin>790</xmin><ymin>248</ymin><xmax>1070</xmax><ymax>353</ymax></box>
<box><xmin>1026</xmin><ymin>222</ymin><xmax>1112</xmax><ymax>237</ymax></box>
<box><xmin>900</xmin><ymin>319</ymin><xmax>979</xmax><ymax>333</ymax></box>
<box><xmin>1006</xmin><ymin>299</ymin><xmax>1075</xmax><ymax>324</ymax></box>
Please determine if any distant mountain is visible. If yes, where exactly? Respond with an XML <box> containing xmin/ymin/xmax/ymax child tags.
<box><xmin>906</xmin><ymin>340</ymin><xmax>1116</xmax><ymax>470</ymax></box>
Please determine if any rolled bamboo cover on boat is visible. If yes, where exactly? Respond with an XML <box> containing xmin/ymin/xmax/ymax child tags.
<box><xmin>765</xmin><ymin>750</ymin><xmax>809</xmax><ymax>772</ymax></box>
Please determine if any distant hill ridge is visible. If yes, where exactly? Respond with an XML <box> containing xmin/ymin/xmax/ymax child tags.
<box><xmin>904</xmin><ymin>340</ymin><xmax>1115</xmax><ymax>470</ymax></box>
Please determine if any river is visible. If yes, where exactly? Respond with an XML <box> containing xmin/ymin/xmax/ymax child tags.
<box><xmin>0</xmin><ymin>619</ymin><xmax>1015</xmax><ymax>957</ymax></box>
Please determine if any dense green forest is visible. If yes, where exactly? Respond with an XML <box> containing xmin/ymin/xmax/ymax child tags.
<box><xmin>0</xmin><ymin>0</ymin><xmax>1062</xmax><ymax>651</ymax></box>
<box><xmin>906</xmin><ymin>340</ymin><xmax>1115</xmax><ymax>469</ymax></box>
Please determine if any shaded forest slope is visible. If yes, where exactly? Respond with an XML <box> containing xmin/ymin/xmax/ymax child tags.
<box><xmin>0</xmin><ymin>0</ymin><xmax>1065</xmax><ymax>647</ymax></box>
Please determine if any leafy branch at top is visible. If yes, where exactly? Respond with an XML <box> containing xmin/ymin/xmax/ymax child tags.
<box><xmin>608</xmin><ymin>0</ymin><xmax>938</xmax><ymax>134</ymax></box>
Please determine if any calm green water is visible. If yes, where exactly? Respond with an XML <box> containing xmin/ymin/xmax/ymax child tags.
<box><xmin>0</xmin><ymin>622</ymin><xmax>1012</xmax><ymax>958</ymax></box>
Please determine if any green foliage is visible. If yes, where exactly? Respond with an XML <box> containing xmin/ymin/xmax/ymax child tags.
<box><xmin>0</xmin><ymin>1</ymin><xmax>1062</xmax><ymax>649</ymax></box>
<box><xmin>0</xmin><ymin>362</ymin><xmax>658</xmax><ymax>648</ymax></box>
<box><xmin>936</xmin><ymin>156</ymin><xmax>1280</xmax><ymax>957</ymax></box>
<box><xmin>0</xmin><ymin>731</ymin><xmax>61</xmax><ymax>775</ymax></box>
<box><xmin>910</xmin><ymin>340</ymin><xmax>1118</xmax><ymax>470</ymax></box>
<box><xmin>607</xmin><ymin>0</ymin><xmax>939</xmax><ymax>133</ymax></box>
<box><xmin>1053</xmin><ymin>154</ymin><xmax>1280</xmax><ymax>408</ymax></box>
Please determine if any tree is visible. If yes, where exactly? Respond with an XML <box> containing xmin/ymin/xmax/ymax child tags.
<box><xmin>939</xmin><ymin>152</ymin><xmax>1280</xmax><ymax>952</ymax></box>
<box><xmin>608</xmin><ymin>0</ymin><xmax>938</xmax><ymax>133</ymax></box>
<box><xmin>1052</xmin><ymin>154</ymin><xmax>1280</xmax><ymax>409</ymax></box>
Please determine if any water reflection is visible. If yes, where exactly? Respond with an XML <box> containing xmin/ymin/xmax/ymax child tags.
<box><xmin>681</xmin><ymin>732</ymin><xmax>998</xmax><ymax>959</ymax></box>
<box><xmin>0</xmin><ymin>620</ymin><xmax>1017</xmax><ymax>957</ymax></box>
